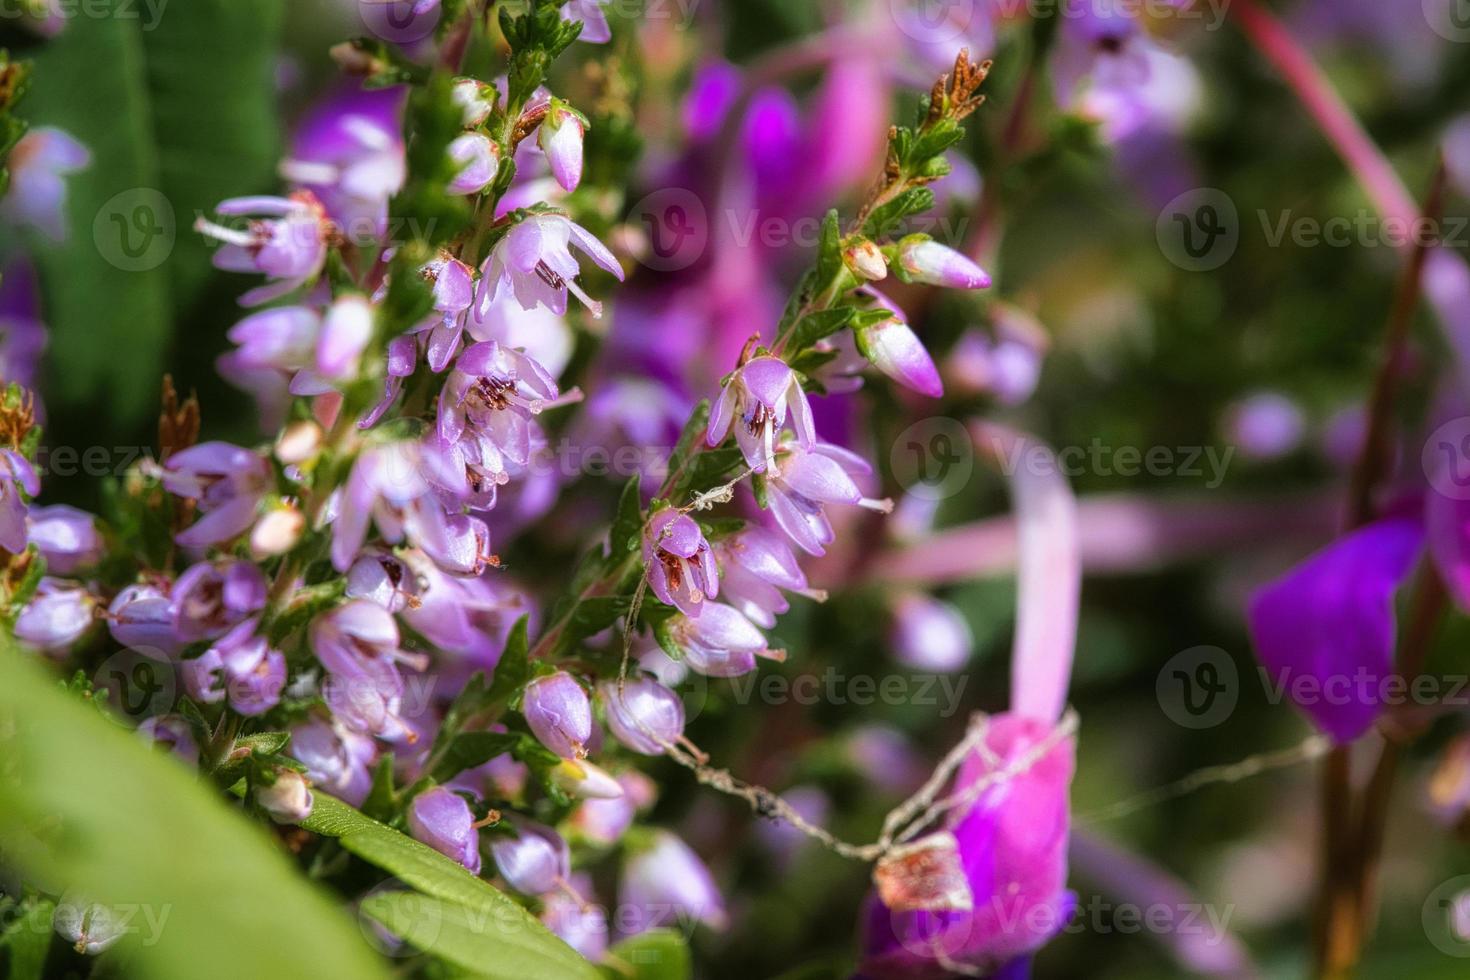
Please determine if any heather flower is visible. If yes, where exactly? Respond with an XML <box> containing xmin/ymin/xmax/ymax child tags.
<box><xmin>477</xmin><ymin>213</ymin><xmax>623</xmax><ymax>318</ymax></box>
<box><xmin>852</xmin><ymin>288</ymin><xmax>943</xmax><ymax>398</ymax></box>
<box><xmin>279</xmin><ymin>84</ymin><xmax>405</xmax><ymax>240</ymax></box>
<box><xmin>408</xmin><ymin>787</ymin><xmax>482</xmax><ymax>873</ymax></box>
<box><xmin>138</xmin><ymin>715</ymin><xmax>200</xmax><ymax>765</ymax></box>
<box><xmin>418</xmin><ymin>253</ymin><xmax>477</xmax><ymax>372</ymax></box>
<box><xmin>764</xmin><ymin>441</ymin><xmax>891</xmax><ymax>557</ymax></box>
<box><xmin>452</xmin><ymin>78</ymin><xmax>496</xmax><ymax>127</ymax></box>
<box><xmin>619</xmin><ymin>831</ymin><xmax>727</xmax><ymax>935</ymax></box>
<box><xmin>53</xmin><ymin>895</ymin><xmax>124</xmax><ymax>956</ymax></box>
<box><xmin>465</xmin><ymin>283</ymin><xmax>575</xmax><ymax>378</ymax></box>
<box><xmin>599</xmin><ymin>677</ymin><xmax>685</xmax><ymax>756</ymax></box>
<box><xmin>0</xmin><ymin>449</ymin><xmax>40</xmax><ymax>553</ymax></box>
<box><xmin>106</xmin><ymin>583</ymin><xmax>182</xmax><ymax>659</ymax></box>
<box><xmin>330</xmin><ymin>441</ymin><xmax>455</xmax><ymax>572</ymax></box>
<box><xmin>0</xmin><ymin>127</ymin><xmax>89</xmax><ymax>241</ymax></box>
<box><xmin>0</xmin><ymin>258</ymin><xmax>49</xmax><ymax>400</ymax></box>
<box><xmin>561</xmin><ymin>0</ymin><xmax>612</xmax><ymax>43</ymax></box>
<box><xmin>522</xmin><ymin>670</ymin><xmax>593</xmax><ymax>759</ymax></box>
<box><xmin>1223</xmin><ymin>391</ymin><xmax>1306</xmax><ymax>461</ymax></box>
<box><xmin>196</xmin><ymin>192</ymin><xmax>334</xmax><ymax>306</ymax></box>
<box><xmin>755</xmin><ymin>785</ymin><xmax>830</xmax><ymax>869</ymax></box>
<box><xmin>182</xmin><ymin>618</ymin><xmax>287</xmax><ymax>716</ymax></box>
<box><xmin>895</xmin><ymin>235</ymin><xmax>991</xmax><ymax>290</ymax></box>
<box><xmin>157</xmin><ymin>441</ymin><xmax>271</xmax><ymax>548</ymax></box>
<box><xmin>171</xmin><ymin>559</ymin><xmax>268</xmax><ymax>643</ymax></box>
<box><xmin>311</xmin><ymin>600</ymin><xmax>428</xmax><ymax>742</ymax></box>
<box><xmin>946</xmin><ymin>307</ymin><xmax>1049</xmax><ymax>406</ymax></box>
<box><xmin>541</xmin><ymin>873</ymin><xmax>608</xmax><ymax>961</ymax></box>
<box><xmin>251</xmin><ymin>505</ymin><xmax>306</xmax><ymax>558</ymax></box>
<box><xmin>550</xmin><ymin>757</ymin><xmax>625</xmax><ymax>799</ymax></box>
<box><xmin>491</xmin><ymin>818</ymin><xmax>570</xmax><ymax>896</ymax></box>
<box><xmin>290</xmin><ymin>718</ymin><xmax>377</xmax><ymax>807</ymax></box>
<box><xmin>663</xmin><ymin>601</ymin><xmax>779</xmax><ymax>678</ymax></box>
<box><xmin>257</xmin><ymin>770</ymin><xmax>314</xmax><ymax>824</ymax></box>
<box><xmin>889</xmin><ymin>593</ymin><xmax>973</xmax><ymax>672</ymax></box>
<box><xmin>313</xmin><ymin>294</ymin><xmax>376</xmax><ymax>384</ymax></box>
<box><xmin>361</xmin><ymin>334</ymin><xmax>418</xmax><ymax>428</ymax></box>
<box><xmin>1248</xmin><ymin>515</ymin><xmax>1425</xmax><ymax>743</ymax></box>
<box><xmin>705</xmin><ymin>355</ymin><xmax>815</xmax><ymax>473</ymax></box>
<box><xmin>570</xmin><ymin>771</ymin><xmax>655</xmax><ymax>845</ymax></box>
<box><xmin>27</xmin><ymin>505</ymin><xmax>102</xmax><ymax>574</ymax></box>
<box><xmin>715</xmin><ymin>526</ymin><xmax>811</xmax><ymax>629</ymax></box>
<box><xmin>447</xmin><ymin>133</ymin><xmax>500</xmax><ymax>195</ymax></box>
<box><xmin>15</xmin><ymin>578</ymin><xmax>96</xmax><ymax>653</ymax></box>
<box><xmin>642</xmin><ymin>508</ymin><xmax>719</xmax><ymax>617</ymax></box>
<box><xmin>538</xmin><ymin>99</ymin><xmax>586</xmax><ymax>193</ymax></box>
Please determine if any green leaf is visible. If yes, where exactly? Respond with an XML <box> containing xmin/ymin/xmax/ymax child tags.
<box><xmin>429</xmin><ymin>731</ymin><xmax>519</xmax><ymax>784</ymax></box>
<box><xmin>790</xmin><ymin>307</ymin><xmax>856</xmax><ymax>351</ymax></box>
<box><xmin>813</xmin><ymin>209</ymin><xmax>841</xmax><ymax>285</ymax></box>
<box><xmin>22</xmin><ymin>0</ymin><xmax>284</xmax><ymax>432</ymax></box>
<box><xmin>862</xmin><ymin>187</ymin><xmax>936</xmax><ymax>239</ymax></box>
<box><xmin>486</xmin><ymin>615</ymin><xmax>531</xmax><ymax>706</ymax></box>
<box><xmin>602</xmin><ymin>930</ymin><xmax>692</xmax><ymax>980</ymax></box>
<box><xmin>0</xmin><ymin>645</ymin><xmax>391</xmax><ymax>980</ymax></box>
<box><xmin>609</xmin><ymin>474</ymin><xmax>644</xmax><ymax>561</ymax></box>
<box><xmin>303</xmin><ymin>795</ymin><xmax>598</xmax><ymax>980</ymax></box>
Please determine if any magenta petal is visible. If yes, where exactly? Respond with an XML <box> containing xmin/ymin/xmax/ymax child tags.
<box><xmin>739</xmin><ymin>356</ymin><xmax>794</xmax><ymax>408</ymax></box>
<box><xmin>1247</xmin><ymin>516</ymin><xmax>1425</xmax><ymax>744</ymax></box>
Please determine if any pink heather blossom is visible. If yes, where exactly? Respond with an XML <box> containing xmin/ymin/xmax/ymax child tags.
<box><xmin>705</xmin><ymin>355</ymin><xmax>815</xmax><ymax>473</ymax></box>
<box><xmin>642</xmin><ymin>508</ymin><xmax>719</xmax><ymax>617</ymax></box>
<box><xmin>196</xmin><ymin>192</ymin><xmax>335</xmax><ymax>306</ymax></box>
<box><xmin>476</xmin><ymin>213</ymin><xmax>624</xmax><ymax>318</ymax></box>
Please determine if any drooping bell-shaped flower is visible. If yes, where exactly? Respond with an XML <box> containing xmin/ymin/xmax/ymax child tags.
<box><xmin>408</xmin><ymin>786</ymin><xmax>482</xmax><ymax>873</ymax></box>
<box><xmin>447</xmin><ymin>132</ymin><xmax>500</xmax><ymax>195</ymax></box>
<box><xmin>15</xmin><ymin>578</ymin><xmax>96</xmax><ymax>653</ymax></box>
<box><xmin>619</xmin><ymin>831</ymin><xmax>727</xmax><ymax>936</ymax></box>
<box><xmin>330</xmin><ymin>441</ymin><xmax>455</xmax><ymax>572</ymax></box>
<box><xmin>257</xmin><ymin>769</ymin><xmax>314</xmax><ymax>824</ymax></box>
<box><xmin>137</xmin><ymin>715</ymin><xmax>200</xmax><ymax>765</ymax></box>
<box><xmin>0</xmin><ymin>449</ymin><xmax>39</xmax><ymax>554</ymax></box>
<box><xmin>714</xmin><ymin>526</ymin><xmax>810</xmax><ymax>628</ymax></box>
<box><xmin>0</xmin><ymin>127</ymin><xmax>89</xmax><ymax>241</ymax></box>
<box><xmin>1248</xmin><ymin>515</ymin><xmax>1425</xmax><ymax>743</ymax></box>
<box><xmin>361</xmin><ymin>334</ymin><xmax>419</xmax><ymax>429</ymax></box>
<box><xmin>491</xmin><ymin>818</ymin><xmax>571</xmax><ymax>896</ymax></box>
<box><xmin>437</xmin><ymin>340</ymin><xmax>559</xmax><ymax>463</ymax></box>
<box><xmin>196</xmin><ymin>192</ymin><xmax>334</xmax><ymax>306</ymax></box>
<box><xmin>290</xmin><ymin>717</ymin><xmax>377</xmax><ymax>808</ymax></box>
<box><xmin>171</xmin><ymin>559</ymin><xmax>268</xmax><ymax>642</ymax></box>
<box><xmin>522</xmin><ymin>670</ymin><xmax>593</xmax><ymax>759</ymax></box>
<box><xmin>662</xmin><ymin>601</ymin><xmax>780</xmax><ymax>678</ymax></box>
<box><xmin>600</xmin><ymin>677</ymin><xmax>685</xmax><ymax>756</ymax></box>
<box><xmin>561</xmin><ymin>0</ymin><xmax>611</xmax><ymax>43</ymax></box>
<box><xmin>890</xmin><ymin>593</ymin><xmax>973</xmax><ymax>672</ymax></box>
<box><xmin>106</xmin><ymin>583</ymin><xmax>181</xmax><ymax>659</ymax></box>
<box><xmin>896</xmin><ymin>234</ymin><xmax>991</xmax><ymax>290</ymax></box>
<box><xmin>477</xmin><ymin>213</ymin><xmax>624</xmax><ymax>318</ymax></box>
<box><xmin>157</xmin><ymin>441</ymin><xmax>271</xmax><ymax>549</ymax></box>
<box><xmin>538</xmin><ymin>99</ymin><xmax>586</xmax><ymax>193</ymax></box>
<box><xmin>570</xmin><ymin>771</ymin><xmax>655</xmax><ymax>845</ymax></box>
<box><xmin>26</xmin><ymin>504</ymin><xmax>101</xmax><ymax>574</ymax></box>
<box><xmin>642</xmin><ymin>508</ymin><xmax>719</xmax><ymax>617</ymax></box>
<box><xmin>765</xmin><ymin>441</ymin><xmax>891</xmax><ymax>557</ymax></box>
<box><xmin>53</xmin><ymin>895</ymin><xmax>124</xmax><ymax>956</ymax></box>
<box><xmin>182</xmin><ymin>618</ymin><xmax>287</xmax><ymax>717</ymax></box>
<box><xmin>852</xmin><ymin>287</ymin><xmax>944</xmax><ymax>399</ymax></box>
<box><xmin>416</xmin><ymin>253</ymin><xmax>478</xmax><ymax>372</ymax></box>
<box><xmin>541</xmin><ymin>873</ymin><xmax>608</xmax><ymax>961</ymax></box>
<box><xmin>310</xmin><ymin>600</ymin><xmax>428</xmax><ymax>742</ymax></box>
<box><xmin>705</xmin><ymin>355</ymin><xmax>815</xmax><ymax>473</ymax></box>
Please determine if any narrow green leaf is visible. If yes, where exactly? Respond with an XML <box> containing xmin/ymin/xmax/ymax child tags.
<box><xmin>430</xmin><ymin>731</ymin><xmax>520</xmax><ymax>784</ymax></box>
<box><xmin>609</xmin><ymin>474</ymin><xmax>644</xmax><ymax>561</ymax></box>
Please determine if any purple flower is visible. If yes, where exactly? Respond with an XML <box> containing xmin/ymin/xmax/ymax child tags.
<box><xmin>522</xmin><ymin>671</ymin><xmax>593</xmax><ymax>759</ymax></box>
<box><xmin>538</xmin><ymin>100</ymin><xmax>585</xmax><ymax>192</ymax></box>
<box><xmin>137</xmin><ymin>715</ymin><xmax>199</xmax><ymax>765</ymax></box>
<box><xmin>257</xmin><ymin>770</ymin><xmax>314</xmax><ymax>824</ymax></box>
<box><xmin>896</xmin><ymin>235</ymin><xmax>991</xmax><ymax>290</ymax></box>
<box><xmin>715</xmin><ymin>526</ymin><xmax>810</xmax><ymax>629</ymax></box>
<box><xmin>15</xmin><ymin>578</ymin><xmax>95</xmax><ymax>653</ymax></box>
<box><xmin>311</xmin><ymin>600</ymin><xmax>428</xmax><ymax>741</ymax></box>
<box><xmin>0</xmin><ymin>258</ymin><xmax>49</xmax><ymax>398</ymax></box>
<box><xmin>417</xmin><ymin>253</ymin><xmax>478</xmax><ymax>372</ymax></box>
<box><xmin>477</xmin><ymin>213</ymin><xmax>623</xmax><ymax>318</ymax></box>
<box><xmin>437</xmin><ymin>340</ymin><xmax>559</xmax><ymax>473</ymax></box>
<box><xmin>290</xmin><ymin>718</ymin><xmax>377</xmax><ymax>807</ymax></box>
<box><xmin>447</xmin><ymin>133</ymin><xmax>500</xmax><ymax>195</ymax></box>
<box><xmin>561</xmin><ymin>0</ymin><xmax>611</xmax><ymax>43</ymax></box>
<box><xmin>570</xmin><ymin>771</ymin><xmax>654</xmax><ymax>845</ymax></box>
<box><xmin>361</xmin><ymin>334</ymin><xmax>419</xmax><ymax>428</ymax></box>
<box><xmin>858</xmin><ymin>715</ymin><xmax>1076</xmax><ymax>978</ymax></box>
<box><xmin>158</xmin><ymin>441</ymin><xmax>271</xmax><ymax>549</ymax></box>
<box><xmin>946</xmin><ymin>307</ymin><xmax>1049</xmax><ymax>406</ymax></box>
<box><xmin>195</xmin><ymin>192</ymin><xmax>334</xmax><ymax>306</ymax></box>
<box><xmin>312</xmin><ymin>294</ymin><xmax>376</xmax><ymax>385</ymax></box>
<box><xmin>541</xmin><ymin>873</ymin><xmax>608</xmax><ymax>961</ymax></box>
<box><xmin>491</xmin><ymin>818</ymin><xmax>570</xmax><ymax>896</ymax></box>
<box><xmin>1223</xmin><ymin>391</ymin><xmax>1306</xmax><ymax>461</ymax></box>
<box><xmin>642</xmin><ymin>509</ymin><xmax>719</xmax><ymax>617</ymax></box>
<box><xmin>619</xmin><ymin>831</ymin><xmax>727</xmax><ymax>936</ymax></box>
<box><xmin>706</xmin><ymin>355</ymin><xmax>815</xmax><ymax>473</ymax></box>
<box><xmin>1</xmin><ymin>127</ymin><xmax>89</xmax><ymax>241</ymax></box>
<box><xmin>600</xmin><ymin>677</ymin><xmax>685</xmax><ymax>756</ymax></box>
<box><xmin>765</xmin><ymin>441</ymin><xmax>890</xmax><ymax>557</ymax></box>
<box><xmin>280</xmin><ymin>83</ymin><xmax>405</xmax><ymax>241</ymax></box>
<box><xmin>453</xmin><ymin>79</ymin><xmax>496</xmax><ymax>127</ymax></box>
<box><xmin>664</xmin><ymin>601</ymin><xmax>776</xmax><ymax>678</ymax></box>
<box><xmin>890</xmin><ymin>593</ymin><xmax>973</xmax><ymax>672</ymax></box>
<box><xmin>27</xmin><ymin>505</ymin><xmax>102</xmax><ymax>574</ymax></box>
<box><xmin>0</xmin><ymin>449</ymin><xmax>40</xmax><ymax>553</ymax></box>
<box><xmin>408</xmin><ymin>787</ymin><xmax>482</xmax><ymax>873</ymax></box>
<box><xmin>171</xmin><ymin>560</ymin><xmax>268</xmax><ymax>643</ymax></box>
<box><xmin>853</xmin><ymin>288</ymin><xmax>943</xmax><ymax>398</ymax></box>
<box><xmin>106</xmin><ymin>583</ymin><xmax>182</xmax><ymax>659</ymax></box>
<box><xmin>550</xmin><ymin>757</ymin><xmax>625</xmax><ymax>800</ymax></box>
<box><xmin>182</xmin><ymin>618</ymin><xmax>287</xmax><ymax>716</ymax></box>
<box><xmin>1248</xmin><ymin>515</ymin><xmax>1425</xmax><ymax>743</ymax></box>
<box><xmin>844</xmin><ymin>725</ymin><xmax>927</xmax><ymax>796</ymax></box>
<box><xmin>331</xmin><ymin>441</ymin><xmax>455</xmax><ymax>572</ymax></box>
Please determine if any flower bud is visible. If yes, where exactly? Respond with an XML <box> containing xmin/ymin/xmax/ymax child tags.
<box><xmin>843</xmin><ymin>238</ymin><xmax>888</xmax><ymax>281</ymax></box>
<box><xmin>599</xmin><ymin>677</ymin><xmax>684</xmax><ymax>756</ymax></box>
<box><xmin>257</xmin><ymin>769</ymin><xmax>313</xmax><ymax>824</ymax></box>
<box><xmin>447</xmin><ymin>132</ymin><xmax>499</xmax><ymax>195</ymax></box>
<box><xmin>620</xmin><ymin>831</ymin><xmax>728</xmax><ymax>934</ymax></box>
<box><xmin>538</xmin><ymin>99</ymin><xmax>585</xmax><ymax>193</ymax></box>
<box><xmin>452</xmin><ymin>78</ymin><xmax>496</xmax><ymax>128</ymax></box>
<box><xmin>54</xmin><ymin>893</ymin><xmax>124</xmax><ymax>955</ymax></box>
<box><xmin>15</xmin><ymin>579</ymin><xmax>96</xmax><ymax>654</ymax></box>
<box><xmin>550</xmin><ymin>757</ymin><xmax>624</xmax><ymax>799</ymax></box>
<box><xmin>408</xmin><ymin>786</ymin><xmax>482</xmax><ymax>873</ymax></box>
<box><xmin>491</xmin><ymin>818</ymin><xmax>569</xmax><ymax>896</ymax></box>
<box><xmin>107</xmin><ymin>582</ymin><xmax>181</xmax><ymax>659</ymax></box>
<box><xmin>854</xmin><ymin>298</ymin><xmax>943</xmax><ymax>399</ymax></box>
<box><xmin>250</xmin><ymin>505</ymin><xmax>305</xmax><ymax>559</ymax></box>
<box><xmin>275</xmin><ymin>420</ymin><xmax>323</xmax><ymax>464</ymax></box>
<box><xmin>897</xmin><ymin>234</ymin><xmax>990</xmax><ymax>289</ymax></box>
<box><xmin>889</xmin><ymin>593</ymin><xmax>973</xmax><ymax>672</ymax></box>
<box><xmin>522</xmin><ymin>671</ymin><xmax>593</xmax><ymax>759</ymax></box>
<box><xmin>27</xmin><ymin>504</ymin><xmax>102</xmax><ymax>574</ymax></box>
<box><xmin>316</xmin><ymin>293</ymin><xmax>374</xmax><ymax>382</ymax></box>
